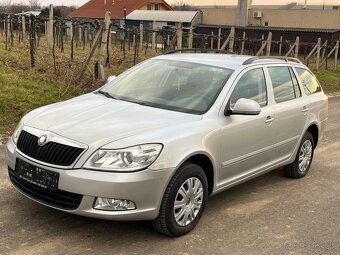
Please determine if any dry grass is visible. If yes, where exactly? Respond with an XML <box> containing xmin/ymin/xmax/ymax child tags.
<box><xmin>0</xmin><ymin>35</ymin><xmax>158</xmax><ymax>142</ymax></box>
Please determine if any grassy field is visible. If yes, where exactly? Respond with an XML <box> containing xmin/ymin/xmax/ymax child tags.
<box><xmin>0</xmin><ymin>37</ymin><xmax>157</xmax><ymax>142</ymax></box>
<box><xmin>314</xmin><ymin>69</ymin><xmax>340</xmax><ymax>94</ymax></box>
<box><xmin>0</xmin><ymin>36</ymin><xmax>339</xmax><ymax>143</ymax></box>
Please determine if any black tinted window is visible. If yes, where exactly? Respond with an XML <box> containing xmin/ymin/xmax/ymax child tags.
<box><xmin>230</xmin><ymin>68</ymin><xmax>267</xmax><ymax>107</ymax></box>
<box><xmin>268</xmin><ymin>67</ymin><xmax>296</xmax><ymax>103</ymax></box>
<box><xmin>295</xmin><ymin>67</ymin><xmax>322</xmax><ymax>95</ymax></box>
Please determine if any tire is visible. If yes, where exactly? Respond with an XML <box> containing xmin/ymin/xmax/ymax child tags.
<box><xmin>283</xmin><ymin>131</ymin><xmax>315</xmax><ymax>178</ymax></box>
<box><xmin>152</xmin><ymin>162</ymin><xmax>208</xmax><ymax>237</ymax></box>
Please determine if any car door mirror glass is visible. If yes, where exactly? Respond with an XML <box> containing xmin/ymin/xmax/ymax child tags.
<box><xmin>227</xmin><ymin>98</ymin><xmax>261</xmax><ymax>116</ymax></box>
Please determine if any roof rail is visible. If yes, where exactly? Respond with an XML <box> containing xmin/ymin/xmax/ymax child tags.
<box><xmin>242</xmin><ymin>56</ymin><xmax>303</xmax><ymax>65</ymax></box>
<box><xmin>164</xmin><ymin>48</ymin><xmax>235</xmax><ymax>55</ymax></box>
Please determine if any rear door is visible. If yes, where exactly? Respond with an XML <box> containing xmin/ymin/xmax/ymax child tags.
<box><xmin>265</xmin><ymin>65</ymin><xmax>309</xmax><ymax>163</ymax></box>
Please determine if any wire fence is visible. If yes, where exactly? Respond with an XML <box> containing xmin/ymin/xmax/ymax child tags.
<box><xmin>0</xmin><ymin>9</ymin><xmax>339</xmax><ymax>82</ymax></box>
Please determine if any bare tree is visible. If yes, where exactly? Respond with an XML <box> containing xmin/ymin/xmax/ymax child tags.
<box><xmin>10</xmin><ymin>2</ymin><xmax>30</xmax><ymax>13</ymax></box>
<box><xmin>0</xmin><ymin>0</ymin><xmax>13</xmax><ymax>12</ymax></box>
<box><xmin>28</xmin><ymin>0</ymin><xmax>40</xmax><ymax>10</ymax></box>
<box><xmin>0</xmin><ymin>0</ymin><xmax>34</xmax><ymax>13</ymax></box>
<box><xmin>171</xmin><ymin>1</ymin><xmax>198</xmax><ymax>11</ymax></box>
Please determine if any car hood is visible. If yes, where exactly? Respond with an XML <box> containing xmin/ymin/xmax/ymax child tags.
<box><xmin>25</xmin><ymin>93</ymin><xmax>202</xmax><ymax>147</ymax></box>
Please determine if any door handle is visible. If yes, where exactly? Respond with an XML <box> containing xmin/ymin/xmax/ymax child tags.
<box><xmin>265</xmin><ymin>116</ymin><xmax>274</xmax><ymax>124</ymax></box>
<box><xmin>302</xmin><ymin>106</ymin><xmax>309</xmax><ymax>112</ymax></box>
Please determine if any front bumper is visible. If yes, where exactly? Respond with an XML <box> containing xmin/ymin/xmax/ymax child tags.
<box><xmin>6</xmin><ymin>138</ymin><xmax>174</xmax><ymax>221</ymax></box>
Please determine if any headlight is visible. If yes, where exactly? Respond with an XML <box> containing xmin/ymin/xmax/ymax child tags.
<box><xmin>84</xmin><ymin>144</ymin><xmax>163</xmax><ymax>172</ymax></box>
<box><xmin>12</xmin><ymin>120</ymin><xmax>23</xmax><ymax>145</ymax></box>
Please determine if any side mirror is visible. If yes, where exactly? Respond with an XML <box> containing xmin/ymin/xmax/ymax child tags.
<box><xmin>226</xmin><ymin>98</ymin><xmax>261</xmax><ymax>116</ymax></box>
<box><xmin>107</xmin><ymin>75</ymin><xmax>117</xmax><ymax>83</ymax></box>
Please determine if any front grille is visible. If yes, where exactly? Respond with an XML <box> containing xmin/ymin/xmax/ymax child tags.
<box><xmin>17</xmin><ymin>130</ymin><xmax>84</xmax><ymax>166</ymax></box>
<box><xmin>9</xmin><ymin>168</ymin><xmax>83</xmax><ymax>210</ymax></box>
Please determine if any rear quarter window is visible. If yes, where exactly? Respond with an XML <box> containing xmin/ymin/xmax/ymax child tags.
<box><xmin>295</xmin><ymin>67</ymin><xmax>322</xmax><ymax>95</ymax></box>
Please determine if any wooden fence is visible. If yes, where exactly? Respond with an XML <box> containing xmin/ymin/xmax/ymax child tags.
<box><xmin>0</xmin><ymin>6</ymin><xmax>339</xmax><ymax>82</ymax></box>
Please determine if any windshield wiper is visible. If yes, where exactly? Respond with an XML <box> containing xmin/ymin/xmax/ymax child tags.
<box><xmin>96</xmin><ymin>90</ymin><xmax>116</xmax><ymax>99</ymax></box>
<box><xmin>120</xmin><ymin>98</ymin><xmax>146</xmax><ymax>106</ymax></box>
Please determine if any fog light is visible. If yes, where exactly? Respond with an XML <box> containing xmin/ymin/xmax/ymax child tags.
<box><xmin>94</xmin><ymin>197</ymin><xmax>136</xmax><ymax>211</ymax></box>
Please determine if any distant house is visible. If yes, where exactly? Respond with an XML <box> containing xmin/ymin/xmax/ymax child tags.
<box><xmin>68</xmin><ymin>0</ymin><xmax>172</xmax><ymax>22</ymax></box>
<box><xmin>20</xmin><ymin>10</ymin><xmax>41</xmax><ymax>16</ymax></box>
<box><xmin>126</xmin><ymin>10</ymin><xmax>202</xmax><ymax>29</ymax></box>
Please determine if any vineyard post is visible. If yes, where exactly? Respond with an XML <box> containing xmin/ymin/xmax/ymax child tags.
<box><xmin>84</xmin><ymin>25</ymin><xmax>88</xmax><ymax>48</ymax></box>
<box><xmin>316</xmin><ymin>38</ymin><xmax>321</xmax><ymax>70</ymax></box>
<box><xmin>98</xmin><ymin>11</ymin><xmax>112</xmax><ymax>80</ymax></box>
<box><xmin>60</xmin><ymin>21</ymin><xmax>64</xmax><ymax>53</ymax></box>
<box><xmin>228</xmin><ymin>27</ymin><xmax>235</xmax><ymax>52</ymax></box>
<box><xmin>6</xmin><ymin>15</ymin><xmax>10</xmax><ymax>50</ymax></box>
<box><xmin>152</xmin><ymin>20</ymin><xmax>156</xmax><ymax>50</ymax></box>
<box><xmin>279</xmin><ymin>36</ymin><xmax>283</xmax><ymax>55</ymax></box>
<box><xmin>29</xmin><ymin>15</ymin><xmax>35</xmax><ymax>67</ymax></box>
<box><xmin>217</xmin><ymin>28</ymin><xmax>221</xmax><ymax>49</ymax></box>
<box><xmin>21</xmin><ymin>12</ymin><xmax>26</xmax><ymax>43</ymax></box>
<box><xmin>139</xmin><ymin>22</ymin><xmax>143</xmax><ymax>50</ymax></box>
<box><xmin>133</xmin><ymin>38</ymin><xmax>138</xmax><ymax>65</ymax></box>
<box><xmin>321</xmin><ymin>40</ymin><xmax>328</xmax><ymax>63</ymax></box>
<box><xmin>106</xmin><ymin>24</ymin><xmax>112</xmax><ymax>67</ymax></box>
<box><xmin>78</xmin><ymin>26</ymin><xmax>103</xmax><ymax>80</ymax></box>
<box><xmin>261</xmin><ymin>34</ymin><xmax>265</xmax><ymax>54</ymax></box>
<box><xmin>10</xmin><ymin>16</ymin><xmax>13</xmax><ymax>46</ymax></box>
<box><xmin>240</xmin><ymin>32</ymin><xmax>246</xmax><ymax>55</ymax></box>
<box><xmin>220</xmin><ymin>29</ymin><xmax>231</xmax><ymax>50</ymax></box>
<box><xmin>320</xmin><ymin>40</ymin><xmax>339</xmax><ymax>68</ymax></box>
<box><xmin>17</xmin><ymin>15</ymin><xmax>21</xmax><ymax>42</ymax></box>
<box><xmin>294</xmin><ymin>37</ymin><xmax>299</xmax><ymax>58</ymax></box>
<box><xmin>335</xmin><ymin>40</ymin><xmax>339</xmax><ymax>70</ymax></box>
<box><xmin>78</xmin><ymin>26</ymin><xmax>82</xmax><ymax>48</ymax></box>
<box><xmin>256</xmin><ymin>32</ymin><xmax>270</xmax><ymax>56</ymax></box>
<box><xmin>265</xmin><ymin>32</ymin><xmax>272</xmax><ymax>56</ymax></box>
<box><xmin>167</xmin><ymin>34</ymin><xmax>170</xmax><ymax>49</ymax></box>
<box><xmin>188</xmin><ymin>25</ymin><xmax>193</xmax><ymax>48</ymax></box>
<box><xmin>70</xmin><ymin>22</ymin><xmax>74</xmax><ymax>61</ymax></box>
<box><xmin>176</xmin><ymin>22</ymin><xmax>183</xmax><ymax>50</ymax></box>
<box><xmin>47</xmin><ymin>4</ymin><xmax>54</xmax><ymax>54</ymax></box>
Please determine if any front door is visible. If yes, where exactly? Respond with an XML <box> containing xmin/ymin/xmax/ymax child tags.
<box><xmin>218</xmin><ymin>67</ymin><xmax>275</xmax><ymax>187</ymax></box>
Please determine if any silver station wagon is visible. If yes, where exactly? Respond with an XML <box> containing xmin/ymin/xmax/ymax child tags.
<box><xmin>6</xmin><ymin>51</ymin><xmax>328</xmax><ymax>236</ymax></box>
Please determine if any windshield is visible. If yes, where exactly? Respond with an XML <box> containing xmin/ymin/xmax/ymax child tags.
<box><xmin>101</xmin><ymin>59</ymin><xmax>234</xmax><ymax>114</ymax></box>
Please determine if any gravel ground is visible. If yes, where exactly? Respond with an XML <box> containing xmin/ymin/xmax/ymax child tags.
<box><xmin>0</xmin><ymin>97</ymin><xmax>339</xmax><ymax>255</ymax></box>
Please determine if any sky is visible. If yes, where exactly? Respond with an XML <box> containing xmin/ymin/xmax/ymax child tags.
<box><xmin>14</xmin><ymin>0</ymin><xmax>340</xmax><ymax>7</ymax></box>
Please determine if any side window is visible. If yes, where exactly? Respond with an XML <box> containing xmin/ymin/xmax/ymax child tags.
<box><xmin>268</xmin><ymin>66</ymin><xmax>297</xmax><ymax>103</ymax></box>
<box><xmin>295</xmin><ymin>67</ymin><xmax>322</xmax><ymax>95</ymax></box>
<box><xmin>289</xmin><ymin>67</ymin><xmax>301</xmax><ymax>98</ymax></box>
<box><xmin>230</xmin><ymin>68</ymin><xmax>267</xmax><ymax>108</ymax></box>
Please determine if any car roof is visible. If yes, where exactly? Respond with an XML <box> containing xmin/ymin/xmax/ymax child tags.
<box><xmin>154</xmin><ymin>53</ymin><xmax>305</xmax><ymax>70</ymax></box>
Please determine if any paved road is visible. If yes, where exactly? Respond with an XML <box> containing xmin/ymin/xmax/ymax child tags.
<box><xmin>1</xmin><ymin>98</ymin><xmax>339</xmax><ymax>255</ymax></box>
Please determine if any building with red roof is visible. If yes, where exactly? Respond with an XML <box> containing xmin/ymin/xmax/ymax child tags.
<box><xmin>69</xmin><ymin>0</ymin><xmax>172</xmax><ymax>20</ymax></box>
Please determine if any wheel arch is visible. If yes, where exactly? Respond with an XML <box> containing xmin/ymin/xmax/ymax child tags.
<box><xmin>306</xmin><ymin>123</ymin><xmax>319</xmax><ymax>148</ymax></box>
<box><xmin>175</xmin><ymin>152</ymin><xmax>216</xmax><ymax>195</ymax></box>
